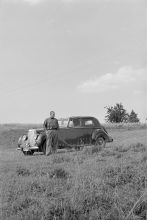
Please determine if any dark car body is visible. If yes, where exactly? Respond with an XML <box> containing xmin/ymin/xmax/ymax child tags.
<box><xmin>17</xmin><ymin>116</ymin><xmax>113</xmax><ymax>155</ymax></box>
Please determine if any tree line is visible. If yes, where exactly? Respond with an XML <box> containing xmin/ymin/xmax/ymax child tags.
<box><xmin>105</xmin><ymin>103</ymin><xmax>140</xmax><ymax>123</ymax></box>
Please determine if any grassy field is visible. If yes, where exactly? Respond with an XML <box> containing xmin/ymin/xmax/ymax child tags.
<box><xmin>0</xmin><ymin>125</ymin><xmax>147</xmax><ymax>220</ymax></box>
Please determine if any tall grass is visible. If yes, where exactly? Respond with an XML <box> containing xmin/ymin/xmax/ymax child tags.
<box><xmin>1</xmin><ymin>142</ymin><xmax>147</xmax><ymax>220</ymax></box>
<box><xmin>0</xmin><ymin>124</ymin><xmax>147</xmax><ymax>219</ymax></box>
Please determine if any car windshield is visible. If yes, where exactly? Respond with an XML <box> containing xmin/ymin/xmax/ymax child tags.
<box><xmin>58</xmin><ymin>118</ymin><xmax>69</xmax><ymax>127</ymax></box>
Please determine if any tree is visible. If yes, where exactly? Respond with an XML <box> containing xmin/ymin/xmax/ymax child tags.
<box><xmin>128</xmin><ymin>110</ymin><xmax>140</xmax><ymax>123</ymax></box>
<box><xmin>105</xmin><ymin>103</ymin><xmax>128</xmax><ymax>123</ymax></box>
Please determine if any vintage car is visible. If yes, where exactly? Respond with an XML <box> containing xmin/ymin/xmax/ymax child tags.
<box><xmin>17</xmin><ymin>116</ymin><xmax>113</xmax><ymax>155</ymax></box>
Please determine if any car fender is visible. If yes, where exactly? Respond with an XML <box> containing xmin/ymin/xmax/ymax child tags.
<box><xmin>18</xmin><ymin>135</ymin><xmax>28</xmax><ymax>148</ymax></box>
<box><xmin>36</xmin><ymin>132</ymin><xmax>46</xmax><ymax>147</ymax></box>
<box><xmin>92</xmin><ymin>129</ymin><xmax>108</xmax><ymax>141</ymax></box>
<box><xmin>17</xmin><ymin>135</ymin><xmax>30</xmax><ymax>151</ymax></box>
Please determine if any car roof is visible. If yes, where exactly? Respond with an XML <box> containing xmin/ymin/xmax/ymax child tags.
<box><xmin>70</xmin><ymin>116</ymin><xmax>96</xmax><ymax>119</ymax></box>
<box><xmin>58</xmin><ymin>116</ymin><xmax>96</xmax><ymax>119</ymax></box>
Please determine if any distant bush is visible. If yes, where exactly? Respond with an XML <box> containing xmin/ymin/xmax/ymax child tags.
<box><xmin>141</xmin><ymin>153</ymin><xmax>147</xmax><ymax>163</ymax></box>
<box><xmin>30</xmin><ymin>181</ymin><xmax>46</xmax><ymax>193</ymax></box>
<box><xmin>50</xmin><ymin>167</ymin><xmax>69</xmax><ymax>179</ymax></box>
<box><xmin>16</xmin><ymin>166</ymin><xmax>31</xmax><ymax>176</ymax></box>
<box><xmin>114</xmin><ymin>145</ymin><xmax>131</xmax><ymax>152</ymax></box>
<box><xmin>82</xmin><ymin>145</ymin><xmax>102</xmax><ymax>155</ymax></box>
<box><xmin>100</xmin><ymin>149</ymin><xmax>118</xmax><ymax>157</ymax></box>
<box><xmin>52</xmin><ymin>155</ymin><xmax>72</xmax><ymax>164</ymax></box>
<box><xmin>130</xmin><ymin>143</ymin><xmax>146</xmax><ymax>152</ymax></box>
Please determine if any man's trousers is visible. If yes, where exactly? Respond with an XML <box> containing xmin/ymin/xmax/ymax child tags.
<box><xmin>45</xmin><ymin>130</ymin><xmax>58</xmax><ymax>156</ymax></box>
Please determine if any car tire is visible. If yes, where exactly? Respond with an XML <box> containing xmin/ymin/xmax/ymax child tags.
<box><xmin>94</xmin><ymin>136</ymin><xmax>106</xmax><ymax>148</ymax></box>
<box><xmin>75</xmin><ymin>146</ymin><xmax>81</xmax><ymax>151</ymax></box>
<box><xmin>42</xmin><ymin>141</ymin><xmax>46</xmax><ymax>155</ymax></box>
<box><xmin>30</xmin><ymin>150</ymin><xmax>34</xmax><ymax>155</ymax></box>
<box><xmin>22</xmin><ymin>150</ymin><xmax>34</xmax><ymax>156</ymax></box>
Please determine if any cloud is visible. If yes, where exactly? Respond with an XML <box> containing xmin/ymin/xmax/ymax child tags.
<box><xmin>62</xmin><ymin>0</ymin><xmax>73</xmax><ymax>2</ymax></box>
<box><xmin>24</xmin><ymin>0</ymin><xmax>45</xmax><ymax>5</ymax></box>
<box><xmin>3</xmin><ymin>0</ymin><xmax>112</xmax><ymax>5</ymax></box>
<box><xmin>78</xmin><ymin>66</ymin><xmax>147</xmax><ymax>94</ymax></box>
<box><xmin>3</xmin><ymin>0</ymin><xmax>74</xmax><ymax>5</ymax></box>
<box><xmin>3</xmin><ymin>0</ymin><xmax>46</xmax><ymax>5</ymax></box>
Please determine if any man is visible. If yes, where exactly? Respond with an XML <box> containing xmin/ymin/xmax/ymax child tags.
<box><xmin>43</xmin><ymin>111</ymin><xmax>59</xmax><ymax>156</ymax></box>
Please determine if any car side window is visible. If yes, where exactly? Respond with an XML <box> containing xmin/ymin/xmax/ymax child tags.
<box><xmin>68</xmin><ymin>120</ymin><xmax>74</xmax><ymax>127</ymax></box>
<box><xmin>69</xmin><ymin>119</ymin><xmax>81</xmax><ymax>127</ymax></box>
<box><xmin>83</xmin><ymin>119</ymin><xmax>94</xmax><ymax>127</ymax></box>
<box><xmin>73</xmin><ymin>119</ymin><xmax>81</xmax><ymax>127</ymax></box>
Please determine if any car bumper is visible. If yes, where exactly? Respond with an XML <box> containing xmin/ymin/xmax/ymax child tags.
<box><xmin>17</xmin><ymin>146</ymin><xmax>39</xmax><ymax>151</ymax></box>
<box><xmin>107</xmin><ymin>136</ymin><xmax>113</xmax><ymax>142</ymax></box>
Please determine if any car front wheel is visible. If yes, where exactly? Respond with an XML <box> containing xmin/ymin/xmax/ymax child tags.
<box><xmin>95</xmin><ymin>136</ymin><xmax>106</xmax><ymax>148</ymax></box>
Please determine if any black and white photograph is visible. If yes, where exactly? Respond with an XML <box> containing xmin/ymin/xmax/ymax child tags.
<box><xmin>0</xmin><ymin>0</ymin><xmax>147</xmax><ymax>219</ymax></box>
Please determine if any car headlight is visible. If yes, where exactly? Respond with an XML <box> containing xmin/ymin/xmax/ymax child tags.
<box><xmin>22</xmin><ymin>135</ymin><xmax>27</xmax><ymax>141</ymax></box>
<box><xmin>34</xmin><ymin>135</ymin><xmax>39</xmax><ymax>140</ymax></box>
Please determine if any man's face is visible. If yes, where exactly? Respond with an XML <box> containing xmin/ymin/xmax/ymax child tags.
<box><xmin>50</xmin><ymin>111</ymin><xmax>55</xmax><ymax>118</ymax></box>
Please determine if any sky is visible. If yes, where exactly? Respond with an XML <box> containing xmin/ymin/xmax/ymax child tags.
<box><xmin>0</xmin><ymin>0</ymin><xmax>146</xmax><ymax>123</ymax></box>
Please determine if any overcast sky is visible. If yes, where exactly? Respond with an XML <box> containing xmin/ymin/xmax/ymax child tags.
<box><xmin>0</xmin><ymin>0</ymin><xmax>146</xmax><ymax>123</ymax></box>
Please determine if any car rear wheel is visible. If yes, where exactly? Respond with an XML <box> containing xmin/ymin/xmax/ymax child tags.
<box><xmin>95</xmin><ymin>136</ymin><xmax>106</xmax><ymax>148</ymax></box>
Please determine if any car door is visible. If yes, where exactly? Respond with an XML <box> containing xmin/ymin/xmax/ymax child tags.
<box><xmin>78</xmin><ymin>118</ymin><xmax>96</xmax><ymax>145</ymax></box>
<box><xmin>58</xmin><ymin>118</ymin><xmax>86</xmax><ymax>147</ymax></box>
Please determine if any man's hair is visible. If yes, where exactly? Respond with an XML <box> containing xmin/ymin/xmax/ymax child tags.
<box><xmin>50</xmin><ymin>111</ymin><xmax>55</xmax><ymax>115</ymax></box>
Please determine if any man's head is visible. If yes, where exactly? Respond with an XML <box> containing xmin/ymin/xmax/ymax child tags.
<box><xmin>50</xmin><ymin>111</ymin><xmax>55</xmax><ymax>119</ymax></box>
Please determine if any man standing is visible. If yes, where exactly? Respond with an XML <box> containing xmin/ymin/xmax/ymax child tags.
<box><xmin>43</xmin><ymin>111</ymin><xmax>59</xmax><ymax>156</ymax></box>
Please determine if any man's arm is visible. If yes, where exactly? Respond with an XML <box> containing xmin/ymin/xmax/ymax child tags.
<box><xmin>43</xmin><ymin>119</ymin><xmax>47</xmax><ymax>130</ymax></box>
<box><xmin>56</xmin><ymin>120</ymin><xmax>59</xmax><ymax>130</ymax></box>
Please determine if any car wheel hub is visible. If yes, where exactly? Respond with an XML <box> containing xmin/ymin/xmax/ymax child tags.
<box><xmin>95</xmin><ymin>137</ymin><xmax>104</xmax><ymax>146</ymax></box>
